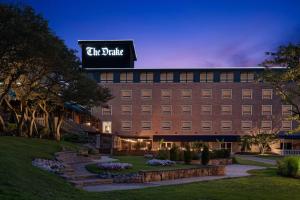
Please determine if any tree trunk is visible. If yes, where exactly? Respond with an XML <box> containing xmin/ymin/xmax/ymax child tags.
<box><xmin>0</xmin><ymin>114</ymin><xmax>6</xmax><ymax>132</ymax></box>
<box><xmin>55</xmin><ymin>115</ymin><xmax>64</xmax><ymax>141</ymax></box>
<box><xmin>29</xmin><ymin>109</ymin><xmax>36</xmax><ymax>137</ymax></box>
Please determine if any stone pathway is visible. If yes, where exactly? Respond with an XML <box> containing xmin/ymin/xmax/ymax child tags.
<box><xmin>237</xmin><ymin>155</ymin><xmax>277</xmax><ymax>165</ymax></box>
<box><xmin>83</xmin><ymin>164</ymin><xmax>265</xmax><ymax>192</ymax></box>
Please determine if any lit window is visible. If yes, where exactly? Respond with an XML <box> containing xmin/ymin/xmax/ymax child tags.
<box><xmin>201</xmin><ymin>105</ymin><xmax>212</xmax><ymax>115</ymax></box>
<box><xmin>141</xmin><ymin>105</ymin><xmax>152</xmax><ymax>115</ymax></box>
<box><xmin>121</xmin><ymin>90</ymin><xmax>132</xmax><ymax>100</ymax></box>
<box><xmin>262</xmin><ymin>89</ymin><xmax>273</xmax><ymax>99</ymax></box>
<box><xmin>140</xmin><ymin>72</ymin><xmax>153</xmax><ymax>83</ymax></box>
<box><xmin>242</xmin><ymin>89</ymin><xmax>252</xmax><ymax>99</ymax></box>
<box><xmin>161</xmin><ymin>89</ymin><xmax>172</xmax><ymax>99</ymax></box>
<box><xmin>181</xmin><ymin>121</ymin><xmax>192</xmax><ymax>131</ymax></box>
<box><xmin>240</xmin><ymin>72</ymin><xmax>254</xmax><ymax>82</ymax></box>
<box><xmin>121</xmin><ymin>121</ymin><xmax>132</xmax><ymax>131</ymax></box>
<box><xmin>201</xmin><ymin>89</ymin><xmax>212</xmax><ymax>98</ymax></box>
<box><xmin>160</xmin><ymin>72</ymin><xmax>173</xmax><ymax>83</ymax></box>
<box><xmin>262</xmin><ymin>105</ymin><xmax>272</xmax><ymax>115</ymax></box>
<box><xmin>221</xmin><ymin>105</ymin><xmax>232</xmax><ymax>115</ymax></box>
<box><xmin>221</xmin><ymin>121</ymin><xmax>232</xmax><ymax>131</ymax></box>
<box><xmin>220</xmin><ymin>142</ymin><xmax>232</xmax><ymax>151</ymax></box>
<box><xmin>100</xmin><ymin>72</ymin><xmax>114</xmax><ymax>83</ymax></box>
<box><xmin>181</xmin><ymin>105</ymin><xmax>192</xmax><ymax>115</ymax></box>
<box><xmin>261</xmin><ymin>121</ymin><xmax>272</xmax><ymax>130</ymax></box>
<box><xmin>161</xmin><ymin>121</ymin><xmax>172</xmax><ymax>130</ymax></box>
<box><xmin>220</xmin><ymin>72</ymin><xmax>234</xmax><ymax>82</ymax></box>
<box><xmin>141</xmin><ymin>121</ymin><xmax>152</xmax><ymax>130</ymax></box>
<box><xmin>282</xmin><ymin>105</ymin><xmax>292</xmax><ymax>116</ymax></box>
<box><xmin>180</xmin><ymin>72</ymin><xmax>193</xmax><ymax>83</ymax></box>
<box><xmin>161</xmin><ymin>142</ymin><xmax>173</xmax><ymax>149</ymax></box>
<box><xmin>141</xmin><ymin>89</ymin><xmax>152</xmax><ymax>99</ymax></box>
<box><xmin>241</xmin><ymin>121</ymin><xmax>252</xmax><ymax>130</ymax></box>
<box><xmin>201</xmin><ymin>121</ymin><xmax>212</xmax><ymax>131</ymax></box>
<box><xmin>242</xmin><ymin>105</ymin><xmax>252</xmax><ymax>115</ymax></box>
<box><xmin>120</xmin><ymin>72</ymin><xmax>133</xmax><ymax>83</ymax></box>
<box><xmin>200</xmin><ymin>72</ymin><xmax>213</xmax><ymax>82</ymax></box>
<box><xmin>222</xmin><ymin>89</ymin><xmax>232</xmax><ymax>99</ymax></box>
<box><xmin>161</xmin><ymin>105</ymin><xmax>172</xmax><ymax>115</ymax></box>
<box><xmin>181</xmin><ymin>89</ymin><xmax>192</xmax><ymax>99</ymax></box>
<box><xmin>121</xmin><ymin>105</ymin><xmax>132</xmax><ymax>115</ymax></box>
<box><xmin>102</xmin><ymin>105</ymin><xmax>112</xmax><ymax>115</ymax></box>
<box><xmin>102</xmin><ymin>121</ymin><xmax>112</xmax><ymax>133</ymax></box>
<box><xmin>282</xmin><ymin>121</ymin><xmax>292</xmax><ymax>130</ymax></box>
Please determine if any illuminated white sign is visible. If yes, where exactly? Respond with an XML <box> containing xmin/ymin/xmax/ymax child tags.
<box><xmin>102</xmin><ymin>121</ymin><xmax>112</xmax><ymax>134</ymax></box>
<box><xmin>86</xmin><ymin>47</ymin><xmax>124</xmax><ymax>56</ymax></box>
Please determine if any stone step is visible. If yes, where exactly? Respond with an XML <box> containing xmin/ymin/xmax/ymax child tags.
<box><xmin>71</xmin><ymin>178</ymin><xmax>113</xmax><ymax>187</ymax></box>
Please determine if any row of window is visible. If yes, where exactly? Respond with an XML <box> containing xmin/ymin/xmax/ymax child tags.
<box><xmin>100</xmin><ymin>71</ymin><xmax>255</xmax><ymax>83</ymax></box>
<box><xmin>120</xmin><ymin>120</ymin><xmax>293</xmax><ymax>131</ymax></box>
<box><xmin>102</xmin><ymin>105</ymin><xmax>292</xmax><ymax>116</ymax></box>
<box><xmin>120</xmin><ymin>89</ymin><xmax>273</xmax><ymax>100</ymax></box>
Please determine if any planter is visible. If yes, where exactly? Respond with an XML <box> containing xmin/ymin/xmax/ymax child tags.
<box><xmin>208</xmin><ymin>158</ymin><xmax>232</xmax><ymax>165</ymax></box>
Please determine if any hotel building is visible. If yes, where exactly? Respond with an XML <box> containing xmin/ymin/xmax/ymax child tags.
<box><xmin>79</xmin><ymin>40</ymin><xmax>300</xmax><ymax>154</ymax></box>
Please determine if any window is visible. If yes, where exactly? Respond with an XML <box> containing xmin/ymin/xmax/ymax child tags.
<box><xmin>140</xmin><ymin>72</ymin><xmax>153</xmax><ymax>83</ymax></box>
<box><xmin>181</xmin><ymin>121</ymin><xmax>192</xmax><ymax>131</ymax></box>
<box><xmin>120</xmin><ymin>72</ymin><xmax>133</xmax><ymax>83</ymax></box>
<box><xmin>240</xmin><ymin>72</ymin><xmax>254</xmax><ymax>82</ymax></box>
<box><xmin>161</xmin><ymin>89</ymin><xmax>172</xmax><ymax>99</ymax></box>
<box><xmin>102</xmin><ymin>105</ymin><xmax>112</xmax><ymax>115</ymax></box>
<box><xmin>161</xmin><ymin>105</ymin><xmax>172</xmax><ymax>115</ymax></box>
<box><xmin>220</xmin><ymin>72</ymin><xmax>234</xmax><ymax>82</ymax></box>
<box><xmin>221</xmin><ymin>121</ymin><xmax>232</xmax><ymax>131</ymax></box>
<box><xmin>200</xmin><ymin>72</ymin><xmax>213</xmax><ymax>82</ymax></box>
<box><xmin>141</xmin><ymin>89</ymin><xmax>152</xmax><ymax>99</ymax></box>
<box><xmin>141</xmin><ymin>105</ymin><xmax>152</xmax><ymax>115</ymax></box>
<box><xmin>121</xmin><ymin>90</ymin><xmax>132</xmax><ymax>100</ymax></box>
<box><xmin>141</xmin><ymin>121</ymin><xmax>152</xmax><ymax>130</ymax></box>
<box><xmin>262</xmin><ymin>89</ymin><xmax>273</xmax><ymax>99</ymax></box>
<box><xmin>181</xmin><ymin>89</ymin><xmax>192</xmax><ymax>99</ymax></box>
<box><xmin>220</xmin><ymin>142</ymin><xmax>232</xmax><ymax>151</ymax></box>
<box><xmin>242</xmin><ymin>105</ymin><xmax>252</xmax><ymax>115</ymax></box>
<box><xmin>102</xmin><ymin>121</ymin><xmax>112</xmax><ymax>133</ymax></box>
<box><xmin>241</xmin><ymin>121</ymin><xmax>252</xmax><ymax>130</ymax></box>
<box><xmin>201</xmin><ymin>105</ymin><xmax>212</xmax><ymax>115</ymax></box>
<box><xmin>242</xmin><ymin>89</ymin><xmax>252</xmax><ymax>99</ymax></box>
<box><xmin>161</xmin><ymin>142</ymin><xmax>173</xmax><ymax>150</ymax></box>
<box><xmin>261</xmin><ymin>121</ymin><xmax>272</xmax><ymax>130</ymax></box>
<box><xmin>221</xmin><ymin>105</ymin><xmax>232</xmax><ymax>115</ymax></box>
<box><xmin>201</xmin><ymin>121</ymin><xmax>212</xmax><ymax>131</ymax></box>
<box><xmin>160</xmin><ymin>72</ymin><xmax>173</xmax><ymax>83</ymax></box>
<box><xmin>161</xmin><ymin>121</ymin><xmax>172</xmax><ymax>130</ymax></box>
<box><xmin>282</xmin><ymin>105</ymin><xmax>292</xmax><ymax>116</ymax></box>
<box><xmin>121</xmin><ymin>105</ymin><xmax>132</xmax><ymax>115</ymax></box>
<box><xmin>262</xmin><ymin>105</ymin><xmax>272</xmax><ymax>115</ymax></box>
<box><xmin>100</xmin><ymin>72</ymin><xmax>113</xmax><ymax>83</ymax></box>
<box><xmin>201</xmin><ymin>89</ymin><xmax>212</xmax><ymax>98</ymax></box>
<box><xmin>121</xmin><ymin>121</ymin><xmax>132</xmax><ymax>131</ymax></box>
<box><xmin>282</xmin><ymin>121</ymin><xmax>292</xmax><ymax>130</ymax></box>
<box><xmin>222</xmin><ymin>89</ymin><xmax>232</xmax><ymax>99</ymax></box>
<box><xmin>181</xmin><ymin>105</ymin><xmax>192</xmax><ymax>115</ymax></box>
<box><xmin>180</xmin><ymin>72</ymin><xmax>193</xmax><ymax>83</ymax></box>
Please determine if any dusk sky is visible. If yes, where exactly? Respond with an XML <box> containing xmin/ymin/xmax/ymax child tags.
<box><xmin>5</xmin><ymin>0</ymin><xmax>300</xmax><ymax>68</ymax></box>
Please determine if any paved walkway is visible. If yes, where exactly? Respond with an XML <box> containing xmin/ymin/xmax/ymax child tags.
<box><xmin>237</xmin><ymin>155</ymin><xmax>277</xmax><ymax>165</ymax></box>
<box><xmin>83</xmin><ymin>164</ymin><xmax>265</xmax><ymax>192</ymax></box>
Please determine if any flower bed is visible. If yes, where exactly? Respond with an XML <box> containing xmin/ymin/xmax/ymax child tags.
<box><xmin>147</xmin><ymin>159</ymin><xmax>176</xmax><ymax>166</ymax></box>
<box><xmin>32</xmin><ymin>158</ymin><xmax>64</xmax><ymax>173</ymax></box>
<box><xmin>97</xmin><ymin>162</ymin><xmax>133</xmax><ymax>170</ymax></box>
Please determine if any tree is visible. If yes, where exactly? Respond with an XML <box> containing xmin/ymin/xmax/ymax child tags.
<box><xmin>201</xmin><ymin>145</ymin><xmax>210</xmax><ymax>165</ymax></box>
<box><xmin>253</xmin><ymin>131</ymin><xmax>278</xmax><ymax>155</ymax></box>
<box><xmin>240</xmin><ymin>135</ymin><xmax>254</xmax><ymax>152</ymax></box>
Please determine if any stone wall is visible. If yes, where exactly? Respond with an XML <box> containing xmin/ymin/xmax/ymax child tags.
<box><xmin>139</xmin><ymin>165</ymin><xmax>225</xmax><ymax>182</ymax></box>
<box><xmin>208</xmin><ymin>158</ymin><xmax>232</xmax><ymax>165</ymax></box>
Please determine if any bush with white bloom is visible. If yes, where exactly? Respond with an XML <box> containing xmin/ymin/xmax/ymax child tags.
<box><xmin>147</xmin><ymin>159</ymin><xmax>176</xmax><ymax>166</ymax></box>
<box><xmin>32</xmin><ymin>158</ymin><xmax>64</xmax><ymax>173</ymax></box>
<box><xmin>97</xmin><ymin>162</ymin><xmax>133</xmax><ymax>170</ymax></box>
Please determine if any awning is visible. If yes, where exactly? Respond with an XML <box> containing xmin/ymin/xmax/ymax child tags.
<box><xmin>116</xmin><ymin>134</ymin><xmax>151</xmax><ymax>139</ymax></box>
<box><xmin>278</xmin><ymin>131</ymin><xmax>300</xmax><ymax>139</ymax></box>
<box><xmin>153</xmin><ymin>135</ymin><xmax>240</xmax><ymax>142</ymax></box>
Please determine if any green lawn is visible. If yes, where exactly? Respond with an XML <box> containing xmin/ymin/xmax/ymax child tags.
<box><xmin>86</xmin><ymin>156</ymin><xmax>198</xmax><ymax>174</ymax></box>
<box><xmin>255</xmin><ymin>155</ymin><xmax>284</xmax><ymax>161</ymax></box>
<box><xmin>1</xmin><ymin>136</ymin><xmax>300</xmax><ymax>200</ymax></box>
<box><xmin>234</xmin><ymin>156</ymin><xmax>275</xmax><ymax>167</ymax></box>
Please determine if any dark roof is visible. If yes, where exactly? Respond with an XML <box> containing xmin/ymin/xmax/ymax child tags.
<box><xmin>64</xmin><ymin>102</ymin><xmax>89</xmax><ymax>114</ymax></box>
<box><xmin>153</xmin><ymin>135</ymin><xmax>240</xmax><ymax>142</ymax></box>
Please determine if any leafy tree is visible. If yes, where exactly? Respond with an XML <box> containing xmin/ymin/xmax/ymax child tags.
<box><xmin>253</xmin><ymin>131</ymin><xmax>278</xmax><ymax>155</ymax></box>
<box><xmin>169</xmin><ymin>144</ymin><xmax>179</xmax><ymax>161</ymax></box>
<box><xmin>240</xmin><ymin>135</ymin><xmax>254</xmax><ymax>152</ymax></box>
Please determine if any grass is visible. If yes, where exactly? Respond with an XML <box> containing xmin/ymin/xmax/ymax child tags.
<box><xmin>234</xmin><ymin>156</ymin><xmax>275</xmax><ymax>167</ymax></box>
<box><xmin>1</xmin><ymin>136</ymin><xmax>300</xmax><ymax>200</ymax></box>
<box><xmin>86</xmin><ymin>156</ymin><xmax>198</xmax><ymax>174</ymax></box>
<box><xmin>255</xmin><ymin>155</ymin><xmax>284</xmax><ymax>161</ymax></box>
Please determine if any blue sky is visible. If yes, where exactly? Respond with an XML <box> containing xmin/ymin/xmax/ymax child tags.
<box><xmin>4</xmin><ymin>0</ymin><xmax>300</xmax><ymax>68</ymax></box>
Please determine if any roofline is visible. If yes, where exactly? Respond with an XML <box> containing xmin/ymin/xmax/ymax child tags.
<box><xmin>83</xmin><ymin>66</ymin><xmax>285</xmax><ymax>70</ymax></box>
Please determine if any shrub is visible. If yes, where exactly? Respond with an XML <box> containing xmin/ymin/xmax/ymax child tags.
<box><xmin>184</xmin><ymin>145</ymin><xmax>192</xmax><ymax>164</ymax></box>
<box><xmin>277</xmin><ymin>156</ymin><xmax>300</xmax><ymax>178</ymax></box>
<box><xmin>62</xmin><ymin>133</ymin><xmax>89</xmax><ymax>143</ymax></box>
<box><xmin>192</xmin><ymin>151</ymin><xmax>200</xmax><ymax>160</ymax></box>
<box><xmin>133</xmin><ymin>141</ymin><xmax>146</xmax><ymax>150</ymax></box>
<box><xmin>210</xmin><ymin>149</ymin><xmax>231</xmax><ymax>159</ymax></box>
<box><xmin>147</xmin><ymin>159</ymin><xmax>175</xmax><ymax>166</ymax></box>
<box><xmin>201</xmin><ymin>146</ymin><xmax>210</xmax><ymax>165</ymax></box>
<box><xmin>97</xmin><ymin>162</ymin><xmax>133</xmax><ymax>170</ymax></box>
<box><xmin>170</xmin><ymin>144</ymin><xmax>179</xmax><ymax>161</ymax></box>
<box><xmin>156</xmin><ymin>149</ymin><xmax>170</xmax><ymax>160</ymax></box>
